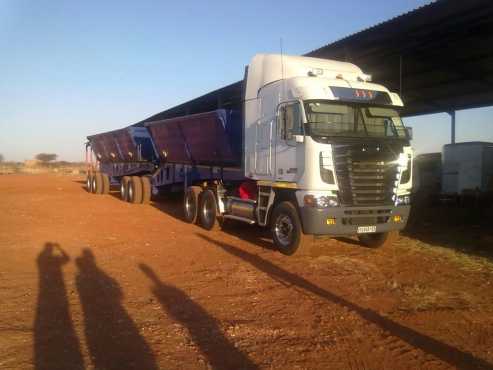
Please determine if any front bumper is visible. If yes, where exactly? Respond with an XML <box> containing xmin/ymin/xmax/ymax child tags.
<box><xmin>299</xmin><ymin>205</ymin><xmax>411</xmax><ymax>236</ymax></box>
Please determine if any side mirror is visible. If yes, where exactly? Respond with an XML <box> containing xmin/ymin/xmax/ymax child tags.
<box><xmin>405</xmin><ymin>127</ymin><xmax>413</xmax><ymax>140</ymax></box>
<box><xmin>294</xmin><ymin>135</ymin><xmax>304</xmax><ymax>143</ymax></box>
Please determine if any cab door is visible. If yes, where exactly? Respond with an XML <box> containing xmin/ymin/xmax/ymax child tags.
<box><xmin>275</xmin><ymin>102</ymin><xmax>303</xmax><ymax>182</ymax></box>
<box><xmin>254</xmin><ymin>117</ymin><xmax>274</xmax><ymax>176</ymax></box>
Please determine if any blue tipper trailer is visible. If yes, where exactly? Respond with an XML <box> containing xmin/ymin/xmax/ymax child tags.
<box><xmin>85</xmin><ymin>109</ymin><xmax>244</xmax><ymax>203</ymax></box>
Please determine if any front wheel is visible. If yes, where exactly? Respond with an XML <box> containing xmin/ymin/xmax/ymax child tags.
<box><xmin>358</xmin><ymin>231</ymin><xmax>398</xmax><ymax>248</ymax></box>
<box><xmin>271</xmin><ymin>201</ymin><xmax>308</xmax><ymax>255</ymax></box>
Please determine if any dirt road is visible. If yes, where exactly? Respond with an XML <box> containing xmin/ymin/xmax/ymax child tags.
<box><xmin>1</xmin><ymin>174</ymin><xmax>492</xmax><ymax>369</ymax></box>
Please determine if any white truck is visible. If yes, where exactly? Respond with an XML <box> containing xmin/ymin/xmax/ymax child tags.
<box><xmin>87</xmin><ymin>54</ymin><xmax>414</xmax><ymax>255</ymax></box>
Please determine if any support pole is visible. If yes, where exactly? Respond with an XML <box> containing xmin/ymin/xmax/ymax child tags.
<box><xmin>448</xmin><ymin>110</ymin><xmax>456</xmax><ymax>144</ymax></box>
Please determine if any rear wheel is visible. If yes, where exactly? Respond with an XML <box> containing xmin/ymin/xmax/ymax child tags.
<box><xmin>129</xmin><ymin>176</ymin><xmax>143</xmax><ymax>204</ymax></box>
<box><xmin>358</xmin><ymin>231</ymin><xmax>398</xmax><ymax>248</ymax></box>
<box><xmin>101</xmin><ymin>173</ymin><xmax>110</xmax><ymax>194</ymax></box>
<box><xmin>92</xmin><ymin>172</ymin><xmax>103</xmax><ymax>194</ymax></box>
<box><xmin>86</xmin><ymin>173</ymin><xmax>93</xmax><ymax>193</ymax></box>
<box><xmin>120</xmin><ymin>176</ymin><xmax>131</xmax><ymax>201</ymax></box>
<box><xmin>184</xmin><ymin>186</ymin><xmax>202</xmax><ymax>223</ymax></box>
<box><xmin>198</xmin><ymin>189</ymin><xmax>218</xmax><ymax>230</ymax></box>
<box><xmin>141</xmin><ymin>176</ymin><xmax>152</xmax><ymax>204</ymax></box>
<box><xmin>271</xmin><ymin>201</ymin><xmax>308</xmax><ymax>255</ymax></box>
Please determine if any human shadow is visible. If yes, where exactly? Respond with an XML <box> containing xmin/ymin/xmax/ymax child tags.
<box><xmin>76</xmin><ymin>249</ymin><xmax>157</xmax><ymax>370</ymax></box>
<box><xmin>196</xmin><ymin>233</ymin><xmax>493</xmax><ymax>370</ymax></box>
<box><xmin>139</xmin><ymin>263</ymin><xmax>258</xmax><ymax>370</ymax></box>
<box><xmin>34</xmin><ymin>242</ymin><xmax>84</xmax><ymax>370</ymax></box>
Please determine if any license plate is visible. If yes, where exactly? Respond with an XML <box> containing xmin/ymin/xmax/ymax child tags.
<box><xmin>357</xmin><ymin>225</ymin><xmax>376</xmax><ymax>233</ymax></box>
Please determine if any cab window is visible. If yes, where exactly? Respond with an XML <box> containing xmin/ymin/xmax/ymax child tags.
<box><xmin>278</xmin><ymin>103</ymin><xmax>303</xmax><ymax>141</ymax></box>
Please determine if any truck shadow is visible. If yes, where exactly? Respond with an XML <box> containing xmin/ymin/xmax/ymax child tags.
<box><xmin>75</xmin><ymin>248</ymin><xmax>158</xmax><ymax>370</ymax></box>
<box><xmin>196</xmin><ymin>233</ymin><xmax>493</xmax><ymax>370</ymax></box>
<box><xmin>149</xmin><ymin>193</ymin><xmax>187</xmax><ymax>222</ymax></box>
<box><xmin>404</xmin><ymin>199</ymin><xmax>493</xmax><ymax>262</ymax></box>
<box><xmin>139</xmin><ymin>263</ymin><xmax>258</xmax><ymax>370</ymax></box>
<box><xmin>149</xmin><ymin>194</ymin><xmax>277</xmax><ymax>250</ymax></box>
<box><xmin>220</xmin><ymin>222</ymin><xmax>276</xmax><ymax>251</ymax></box>
<box><xmin>34</xmin><ymin>242</ymin><xmax>84</xmax><ymax>370</ymax></box>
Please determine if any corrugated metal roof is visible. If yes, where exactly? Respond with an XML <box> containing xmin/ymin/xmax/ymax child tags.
<box><xmin>140</xmin><ymin>0</ymin><xmax>493</xmax><ymax>123</ymax></box>
<box><xmin>306</xmin><ymin>0</ymin><xmax>493</xmax><ymax>116</ymax></box>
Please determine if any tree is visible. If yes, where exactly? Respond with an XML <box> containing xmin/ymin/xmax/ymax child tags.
<box><xmin>35</xmin><ymin>153</ymin><xmax>58</xmax><ymax>163</ymax></box>
<box><xmin>0</xmin><ymin>154</ymin><xmax>4</xmax><ymax>162</ymax></box>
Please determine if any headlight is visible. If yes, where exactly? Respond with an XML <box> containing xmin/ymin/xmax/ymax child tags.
<box><xmin>304</xmin><ymin>194</ymin><xmax>339</xmax><ymax>208</ymax></box>
<box><xmin>401</xmin><ymin>156</ymin><xmax>412</xmax><ymax>184</ymax></box>
<box><xmin>319</xmin><ymin>152</ymin><xmax>335</xmax><ymax>184</ymax></box>
<box><xmin>395</xmin><ymin>194</ymin><xmax>411</xmax><ymax>206</ymax></box>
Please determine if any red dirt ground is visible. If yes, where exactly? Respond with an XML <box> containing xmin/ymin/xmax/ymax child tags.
<box><xmin>1</xmin><ymin>174</ymin><xmax>493</xmax><ymax>370</ymax></box>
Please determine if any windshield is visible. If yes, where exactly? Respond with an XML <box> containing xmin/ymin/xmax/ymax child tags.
<box><xmin>304</xmin><ymin>100</ymin><xmax>408</xmax><ymax>139</ymax></box>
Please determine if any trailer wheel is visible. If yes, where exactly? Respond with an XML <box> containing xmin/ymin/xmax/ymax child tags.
<box><xmin>129</xmin><ymin>176</ymin><xmax>143</xmax><ymax>204</ymax></box>
<box><xmin>101</xmin><ymin>173</ymin><xmax>110</xmax><ymax>195</ymax></box>
<box><xmin>198</xmin><ymin>190</ymin><xmax>218</xmax><ymax>230</ymax></box>
<box><xmin>271</xmin><ymin>201</ymin><xmax>308</xmax><ymax>255</ymax></box>
<box><xmin>120</xmin><ymin>176</ymin><xmax>131</xmax><ymax>201</ymax></box>
<box><xmin>184</xmin><ymin>186</ymin><xmax>202</xmax><ymax>224</ymax></box>
<box><xmin>358</xmin><ymin>231</ymin><xmax>398</xmax><ymax>248</ymax></box>
<box><xmin>86</xmin><ymin>173</ymin><xmax>93</xmax><ymax>193</ymax></box>
<box><xmin>92</xmin><ymin>172</ymin><xmax>103</xmax><ymax>194</ymax></box>
<box><xmin>141</xmin><ymin>176</ymin><xmax>152</xmax><ymax>204</ymax></box>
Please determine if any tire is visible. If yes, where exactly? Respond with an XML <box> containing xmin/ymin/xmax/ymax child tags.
<box><xmin>271</xmin><ymin>201</ymin><xmax>308</xmax><ymax>255</ymax></box>
<box><xmin>198</xmin><ymin>189</ymin><xmax>218</xmax><ymax>230</ymax></box>
<box><xmin>129</xmin><ymin>176</ymin><xmax>143</xmax><ymax>204</ymax></box>
<box><xmin>120</xmin><ymin>176</ymin><xmax>131</xmax><ymax>201</ymax></box>
<box><xmin>86</xmin><ymin>173</ymin><xmax>93</xmax><ymax>193</ymax></box>
<box><xmin>184</xmin><ymin>186</ymin><xmax>202</xmax><ymax>224</ymax></box>
<box><xmin>141</xmin><ymin>176</ymin><xmax>152</xmax><ymax>204</ymax></box>
<box><xmin>358</xmin><ymin>231</ymin><xmax>398</xmax><ymax>248</ymax></box>
<box><xmin>92</xmin><ymin>172</ymin><xmax>103</xmax><ymax>194</ymax></box>
<box><xmin>101</xmin><ymin>173</ymin><xmax>110</xmax><ymax>195</ymax></box>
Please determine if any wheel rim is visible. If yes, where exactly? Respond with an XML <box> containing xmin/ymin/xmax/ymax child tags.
<box><xmin>185</xmin><ymin>192</ymin><xmax>196</xmax><ymax>220</ymax></box>
<box><xmin>202</xmin><ymin>196</ymin><xmax>213</xmax><ymax>224</ymax></box>
<box><xmin>92</xmin><ymin>177</ymin><xmax>97</xmax><ymax>193</ymax></box>
<box><xmin>274</xmin><ymin>214</ymin><xmax>294</xmax><ymax>247</ymax></box>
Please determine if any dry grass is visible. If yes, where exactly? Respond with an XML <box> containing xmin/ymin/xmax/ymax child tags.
<box><xmin>397</xmin><ymin>235</ymin><xmax>493</xmax><ymax>274</ymax></box>
<box><xmin>0</xmin><ymin>163</ymin><xmax>86</xmax><ymax>176</ymax></box>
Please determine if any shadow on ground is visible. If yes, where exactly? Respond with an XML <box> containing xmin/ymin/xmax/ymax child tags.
<box><xmin>196</xmin><ymin>232</ymin><xmax>493</xmax><ymax>370</ymax></box>
<box><xmin>140</xmin><ymin>263</ymin><xmax>258</xmax><ymax>370</ymax></box>
<box><xmin>34</xmin><ymin>242</ymin><xmax>84</xmax><ymax>370</ymax></box>
<box><xmin>405</xmin><ymin>196</ymin><xmax>493</xmax><ymax>261</ymax></box>
<box><xmin>75</xmin><ymin>248</ymin><xmax>158</xmax><ymax>370</ymax></box>
<box><xmin>150</xmin><ymin>193</ymin><xmax>277</xmax><ymax>250</ymax></box>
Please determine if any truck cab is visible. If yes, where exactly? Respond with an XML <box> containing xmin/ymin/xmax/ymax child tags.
<box><xmin>240</xmin><ymin>54</ymin><xmax>413</xmax><ymax>253</ymax></box>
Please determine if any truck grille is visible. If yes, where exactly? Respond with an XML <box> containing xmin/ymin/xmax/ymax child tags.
<box><xmin>333</xmin><ymin>142</ymin><xmax>402</xmax><ymax>206</ymax></box>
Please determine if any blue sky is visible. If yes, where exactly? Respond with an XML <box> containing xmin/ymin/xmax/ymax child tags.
<box><xmin>1</xmin><ymin>0</ymin><xmax>492</xmax><ymax>161</ymax></box>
